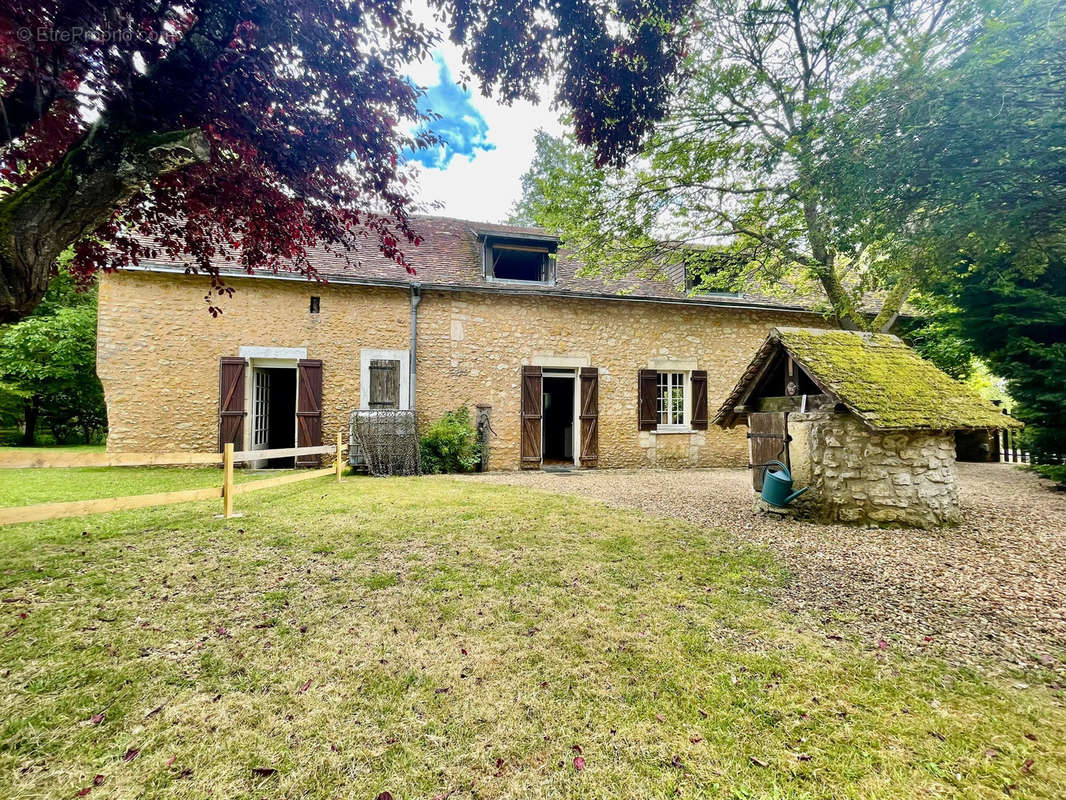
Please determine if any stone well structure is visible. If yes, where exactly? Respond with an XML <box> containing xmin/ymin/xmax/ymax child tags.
<box><xmin>787</xmin><ymin>411</ymin><xmax>960</xmax><ymax>527</ymax></box>
<box><xmin>714</xmin><ymin>327</ymin><xmax>1020</xmax><ymax>529</ymax></box>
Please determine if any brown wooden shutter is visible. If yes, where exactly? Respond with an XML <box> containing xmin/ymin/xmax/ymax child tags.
<box><xmin>520</xmin><ymin>365</ymin><xmax>543</xmax><ymax>469</ymax></box>
<box><xmin>579</xmin><ymin>366</ymin><xmax>599</xmax><ymax>467</ymax></box>
<box><xmin>690</xmin><ymin>370</ymin><xmax>708</xmax><ymax>430</ymax></box>
<box><xmin>368</xmin><ymin>359</ymin><xmax>400</xmax><ymax>409</ymax></box>
<box><xmin>296</xmin><ymin>359</ymin><xmax>323</xmax><ymax>466</ymax></box>
<box><xmin>218</xmin><ymin>357</ymin><xmax>247</xmax><ymax>452</ymax></box>
<box><xmin>748</xmin><ymin>411</ymin><xmax>789</xmax><ymax>490</ymax></box>
<box><xmin>638</xmin><ymin>369</ymin><xmax>658</xmax><ymax>431</ymax></box>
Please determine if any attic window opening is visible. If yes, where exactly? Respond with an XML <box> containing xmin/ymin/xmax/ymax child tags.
<box><xmin>489</xmin><ymin>244</ymin><xmax>552</xmax><ymax>282</ymax></box>
<box><xmin>309</xmin><ymin>296</ymin><xmax>320</xmax><ymax>314</ymax></box>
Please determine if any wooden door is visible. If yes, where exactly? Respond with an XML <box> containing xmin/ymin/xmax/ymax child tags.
<box><xmin>748</xmin><ymin>412</ymin><xmax>789</xmax><ymax>491</ymax></box>
<box><xmin>218</xmin><ymin>357</ymin><xmax>247</xmax><ymax>451</ymax></box>
<box><xmin>579</xmin><ymin>367</ymin><xmax>599</xmax><ymax>467</ymax></box>
<box><xmin>296</xmin><ymin>359</ymin><xmax>323</xmax><ymax>466</ymax></box>
<box><xmin>520</xmin><ymin>366</ymin><xmax>543</xmax><ymax>469</ymax></box>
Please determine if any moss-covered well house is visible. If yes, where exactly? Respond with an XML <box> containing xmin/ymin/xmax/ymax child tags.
<box><xmin>714</xmin><ymin>328</ymin><xmax>1022</xmax><ymax>528</ymax></box>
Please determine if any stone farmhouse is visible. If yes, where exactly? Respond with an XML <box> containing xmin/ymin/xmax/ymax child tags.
<box><xmin>96</xmin><ymin>215</ymin><xmax>835</xmax><ymax>471</ymax></box>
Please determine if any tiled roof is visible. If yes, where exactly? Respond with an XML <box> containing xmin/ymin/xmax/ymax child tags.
<box><xmin>134</xmin><ymin>215</ymin><xmax>821</xmax><ymax>313</ymax></box>
<box><xmin>713</xmin><ymin>327</ymin><xmax>1022</xmax><ymax>431</ymax></box>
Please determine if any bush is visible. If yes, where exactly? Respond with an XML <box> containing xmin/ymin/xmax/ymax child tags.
<box><xmin>420</xmin><ymin>407</ymin><xmax>481</xmax><ymax>474</ymax></box>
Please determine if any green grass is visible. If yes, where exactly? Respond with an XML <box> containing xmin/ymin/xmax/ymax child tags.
<box><xmin>1028</xmin><ymin>464</ymin><xmax>1066</xmax><ymax>488</ymax></box>
<box><xmin>0</xmin><ymin>465</ymin><xmax>295</xmax><ymax>506</ymax></box>
<box><xmin>0</xmin><ymin>473</ymin><xmax>1064</xmax><ymax>799</ymax></box>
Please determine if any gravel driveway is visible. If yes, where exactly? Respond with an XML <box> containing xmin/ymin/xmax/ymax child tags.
<box><xmin>464</xmin><ymin>463</ymin><xmax>1066</xmax><ymax>674</ymax></box>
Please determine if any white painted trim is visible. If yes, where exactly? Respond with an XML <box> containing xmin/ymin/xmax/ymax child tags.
<box><xmin>530</xmin><ymin>354</ymin><xmax>591</xmax><ymax>368</ymax></box>
<box><xmin>239</xmin><ymin>346</ymin><xmax>307</xmax><ymax>360</ymax></box>
<box><xmin>360</xmin><ymin>348</ymin><xmax>410</xmax><ymax>410</ymax></box>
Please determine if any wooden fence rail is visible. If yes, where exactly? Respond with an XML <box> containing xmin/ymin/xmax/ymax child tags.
<box><xmin>0</xmin><ymin>434</ymin><xmax>346</xmax><ymax>526</ymax></box>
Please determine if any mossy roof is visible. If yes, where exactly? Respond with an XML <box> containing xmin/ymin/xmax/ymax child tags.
<box><xmin>713</xmin><ymin>327</ymin><xmax>1022</xmax><ymax>431</ymax></box>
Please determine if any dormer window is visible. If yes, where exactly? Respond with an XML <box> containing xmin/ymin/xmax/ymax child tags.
<box><xmin>479</xmin><ymin>230</ymin><xmax>559</xmax><ymax>284</ymax></box>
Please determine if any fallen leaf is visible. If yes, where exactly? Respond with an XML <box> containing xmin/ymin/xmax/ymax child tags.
<box><xmin>251</xmin><ymin>766</ymin><xmax>277</xmax><ymax>778</ymax></box>
<box><xmin>573</xmin><ymin>756</ymin><xmax>586</xmax><ymax>771</ymax></box>
<box><xmin>76</xmin><ymin>788</ymin><xmax>91</xmax><ymax>797</ymax></box>
<box><xmin>376</xmin><ymin>793</ymin><xmax>393</xmax><ymax>800</ymax></box>
<box><xmin>697</xmin><ymin>708</ymin><xmax>708</xmax><ymax>718</ymax></box>
<box><xmin>572</xmin><ymin>744</ymin><xmax>582</xmax><ymax>754</ymax></box>
<box><xmin>123</xmin><ymin>747</ymin><xmax>140</xmax><ymax>762</ymax></box>
<box><xmin>984</xmin><ymin>748</ymin><xmax>998</xmax><ymax>759</ymax></box>
<box><xmin>877</xmin><ymin>639</ymin><xmax>888</xmax><ymax>650</ymax></box>
<box><xmin>177</xmin><ymin>767</ymin><xmax>193</xmax><ymax>779</ymax></box>
<box><xmin>1022</xmin><ymin>759</ymin><xmax>1034</xmax><ymax>775</ymax></box>
<box><xmin>796</xmin><ymin>753</ymin><xmax>812</xmax><ymax>761</ymax></box>
<box><xmin>671</xmin><ymin>755</ymin><xmax>682</xmax><ymax>768</ymax></box>
<box><xmin>461</xmin><ymin>648</ymin><xmax>468</xmax><ymax>655</ymax></box>
<box><xmin>165</xmin><ymin>756</ymin><xmax>176</xmax><ymax>767</ymax></box>
<box><xmin>93</xmin><ymin>775</ymin><xmax>105</xmax><ymax>786</ymax></box>
<box><xmin>655</xmin><ymin>714</ymin><xmax>664</xmax><ymax>723</ymax></box>
<box><xmin>145</xmin><ymin>703</ymin><xmax>165</xmax><ymax>718</ymax></box>
<box><xmin>89</xmin><ymin>712</ymin><xmax>105</xmax><ymax>725</ymax></box>
<box><xmin>298</xmin><ymin>679</ymin><xmax>311</xmax><ymax>693</ymax></box>
<box><xmin>750</xmin><ymin>756</ymin><xmax>768</xmax><ymax>768</ymax></box>
<box><xmin>1024</xmin><ymin>732</ymin><xmax>1037</xmax><ymax>742</ymax></box>
<box><xmin>689</xmin><ymin>736</ymin><xmax>702</xmax><ymax>744</ymax></box>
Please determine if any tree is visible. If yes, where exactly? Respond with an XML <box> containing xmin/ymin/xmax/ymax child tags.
<box><xmin>0</xmin><ymin>275</ymin><xmax>106</xmax><ymax>444</ymax></box>
<box><xmin>821</xmin><ymin>0</ymin><xmax>1066</xmax><ymax>452</ymax></box>
<box><xmin>511</xmin><ymin>0</ymin><xmax>982</xmax><ymax>330</ymax></box>
<box><xmin>0</xmin><ymin>0</ymin><xmax>694</xmax><ymax>321</ymax></box>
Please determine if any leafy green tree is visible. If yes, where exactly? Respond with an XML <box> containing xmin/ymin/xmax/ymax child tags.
<box><xmin>511</xmin><ymin>0</ymin><xmax>981</xmax><ymax>330</ymax></box>
<box><xmin>0</xmin><ymin>275</ymin><xmax>106</xmax><ymax>445</ymax></box>
<box><xmin>822</xmin><ymin>0</ymin><xmax>1066</xmax><ymax>454</ymax></box>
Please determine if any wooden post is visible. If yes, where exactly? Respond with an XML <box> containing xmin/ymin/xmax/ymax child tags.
<box><xmin>223</xmin><ymin>442</ymin><xmax>235</xmax><ymax>518</ymax></box>
<box><xmin>336</xmin><ymin>431</ymin><xmax>343</xmax><ymax>482</ymax></box>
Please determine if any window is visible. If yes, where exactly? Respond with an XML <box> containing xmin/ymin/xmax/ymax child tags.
<box><xmin>368</xmin><ymin>359</ymin><xmax>400</xmax><ymax>409</ymax></box>
<box><xmin>479</xmin><ymin>232</ymin><xmax>559</xmax><ymax>284</ymax></box>
<box><xmin>488</xmin><ymin>244</ymin><xmax>552</xmax><ymax>282</ymax></box>
<box><xmin>309</xmin><ymin>296</ymin><xmax>320</xmax><ymax>314</ymax></box>
<box><xmin>359</xmin><ymin>348</ymin><xmax>411</xmax><ymax>410</ymax></box>
<box><xmin>657</xmin><ymin>372</ymin><xmax>686</xmax><ymax>427</ymax></box>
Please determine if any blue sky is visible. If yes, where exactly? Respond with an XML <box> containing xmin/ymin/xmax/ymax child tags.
<box><xmin>407</xmin><ymin>55</ymin><xmax>495</xmax><ymax>169</ymax></box>
<box><xmin>405</xmin><ymin>44</ymin><xmax>564</xmax><ymax>223</ymax></box>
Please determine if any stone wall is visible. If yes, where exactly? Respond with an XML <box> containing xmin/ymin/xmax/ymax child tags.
<box><xmin>787</xmin><ymin>411</ymin><xmax>960</xmax><ymax>528</ymax></box>
<box><xmin>97</xmin><ymin>271</ymin><xmax>828</xmax><ymax>468</ymax></box>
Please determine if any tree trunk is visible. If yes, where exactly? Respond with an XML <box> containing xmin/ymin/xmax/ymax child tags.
<box><xmin>21</xmin><ymin>397</ymin><xmax>39</xmax><ymax>446</ymax></box>
<box><xmin>0</xmin><ymin>126</ymin><xmax>210</xmax><ymax>322</ymax></box>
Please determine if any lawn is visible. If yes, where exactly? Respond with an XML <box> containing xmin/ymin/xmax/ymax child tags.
<box><xmin>1</xmin><ymin>471</ymin><xmax>1064</xmax><ymax>799</ymax></box>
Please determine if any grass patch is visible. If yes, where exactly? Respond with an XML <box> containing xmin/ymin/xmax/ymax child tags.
<box><xmin>0</xmin><ymin>473</ymin><xmax>1063</xmax><ymax>799</ymax></box>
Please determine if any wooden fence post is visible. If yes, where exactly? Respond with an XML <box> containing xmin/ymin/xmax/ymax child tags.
<box><xmin>223</xmin><ymin>442</ymin><xmax>235</xmax><ymax>518</ymax></box>
<box><xmin>336</xmin><ymin>431</ymin><xmax>343</xmax><ymax>482</ymax></box>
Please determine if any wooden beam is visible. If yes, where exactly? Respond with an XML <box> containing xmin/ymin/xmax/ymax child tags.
<box><xmin>232</xmin><ymin>467</ymin><xmax>335</xmax><ymax>495</ymax></box>
<box><xmin>754</xmin><ymin>394</ymin><xmax>834</xmax><ymax>413</ymax></box>
<box><xmin>0</xmin><ymin>451</ymin><xmax>221</xmax><ymax>469</ymax></box>
<box><xmin>231</xmin><ymin>444</ymin><xmax>337</xmax><ymax>463</ymax></box>
<box><xmin>0</xmin><ymin>486</ymin><xmax>223</xmax><ymax>526</ymax></box>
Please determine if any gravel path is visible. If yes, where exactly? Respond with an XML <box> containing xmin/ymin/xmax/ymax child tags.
<box><xmin>462</xmin><ymin>463</ymin><xmax>1066</xmax><ymax>674</ymax></box>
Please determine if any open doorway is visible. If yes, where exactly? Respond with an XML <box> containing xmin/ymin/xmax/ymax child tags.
<box><xmin>251</xmin><ymin>366</ymin><xmax>297</xmax><ymax>468</ymax></box>
<box><xmin>542</xmin><ymin>372</ymin><xmax>576</xmax><ymax>466</ymax></box>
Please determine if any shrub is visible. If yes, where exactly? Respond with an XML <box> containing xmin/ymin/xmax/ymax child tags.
<box><xmin>419</xmin><ymin>407</ymin><xmax>481</xmax><ymax>474</ymax></box>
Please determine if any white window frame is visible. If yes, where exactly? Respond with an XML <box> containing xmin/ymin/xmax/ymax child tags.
<box><xmin>360</xmin><ymin>348</ymin><xmax>410</xmax><ymax>411</ymax></box>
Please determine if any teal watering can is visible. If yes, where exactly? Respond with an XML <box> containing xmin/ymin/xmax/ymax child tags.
<box><xmin>761</xmin><ymin>460</ymin><xmax>809</xmax><ymax>507</ymax></box>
